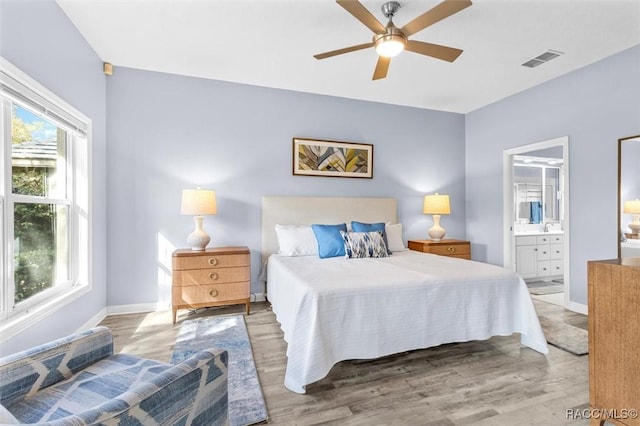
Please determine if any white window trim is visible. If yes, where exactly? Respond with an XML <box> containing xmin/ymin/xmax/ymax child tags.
<box><xmin>0</xmin><ymin>56</ymin><xmax>93</xmax><ymax>342</ymax></box>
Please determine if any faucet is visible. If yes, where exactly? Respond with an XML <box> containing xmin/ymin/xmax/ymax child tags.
<box><xmin>543</xmin><ymin>221</ymin><xmax>553</xmax><ymax>232</ymax></box>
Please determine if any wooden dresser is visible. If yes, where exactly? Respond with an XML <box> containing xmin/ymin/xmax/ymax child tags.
<box><xmin>172</xmin><ymin>246</ymin><xmax>250</xmax><ymax>324</ymax></box>
<box><xmin>408</xmin><ymin>239</ymin><xmax>471</xmax><ymax>260</ymax></box>
<box><xmin>588</xmin><ymin>258</ymin><xmax>640</xmax><ymax>426</ymax></box>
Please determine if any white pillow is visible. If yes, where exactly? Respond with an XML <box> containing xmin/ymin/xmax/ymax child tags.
<box><xmin>386</xmin><ymin>223</ymin><xmax>407</xmax><ymax>252</ymax></box>
<box><xmin>274</xmin><ymin>225</ymin><xmax>319</xmax><ymax>256</ymax></box>
<box><xmin>0</xmin><ymin>404</ymin><xmax>18</xmax><ymax>424</ymax></box>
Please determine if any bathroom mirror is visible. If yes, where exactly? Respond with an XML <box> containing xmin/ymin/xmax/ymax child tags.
<box><xmin>618</xmin><ymin>135</ymin><xmax>640</xmax><ymax>258</ymax></box>
<box><xmin>513</xmin><ymin>150</ymin><xmax>563</xmax><ymax>232</ymax></box>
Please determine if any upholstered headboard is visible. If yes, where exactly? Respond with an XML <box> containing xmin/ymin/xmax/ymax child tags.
<box><xmin>261</xmin><ymin>196</ymin><xmax>397</xmax><ymax>261</ymax></box>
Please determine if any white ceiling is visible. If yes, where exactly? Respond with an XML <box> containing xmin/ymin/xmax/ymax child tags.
<box><xmin>56</xmin><ymin>0</ymin><xmax>640</xmax><ymax>113</ymax></box>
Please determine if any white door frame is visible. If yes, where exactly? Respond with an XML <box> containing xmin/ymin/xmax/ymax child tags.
<box><xmin>503</xmin><ymin>136</ymin><xmax>570</xmax><ymax>308</ymax></box>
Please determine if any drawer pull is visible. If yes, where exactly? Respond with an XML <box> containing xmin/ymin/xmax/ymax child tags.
<box><xmin>447</xmin><ymin>247</ymin><xmax>455</xmax><ymax>253</ymax></box>
<box><xmin>208</xmin><ymin>258</ymin><xmax>218</xmax><ymax>266</ymax></box>
<box><xmin>209</xmin><ymin>289</ymin><xmax>219</xmax><ymax>297</ymax></box>
<box><xmin>209</xmin><ymin>272</ymin><xmax>219</xmax><ymax>280</ymax></box>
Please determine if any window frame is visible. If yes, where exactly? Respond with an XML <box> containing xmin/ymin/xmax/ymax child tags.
<box><xmin>0</xmin><ymin>57</ymin><xmax>92</xmax><ymax>341</ymax></box>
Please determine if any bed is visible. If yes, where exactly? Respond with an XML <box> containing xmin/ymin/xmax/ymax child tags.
<box><xmin>262</xmin><ymin>196</ymin><xmax>548</xmax><ymax>394</ymax></box>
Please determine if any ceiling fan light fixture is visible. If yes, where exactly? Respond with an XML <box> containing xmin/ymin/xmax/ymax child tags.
<box><xmin>374</xmin><ymin>34</ymin><xmax>406</xmax><ymax>58</ymax></box>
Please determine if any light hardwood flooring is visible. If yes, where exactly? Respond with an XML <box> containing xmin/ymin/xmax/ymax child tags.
<box><xmin>99</xmin><ymin>300</ymin><xmax>591</xmax><ymax>425</ymax></box>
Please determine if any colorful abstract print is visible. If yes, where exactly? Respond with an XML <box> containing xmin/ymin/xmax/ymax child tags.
<box><xmin>298</xmin><ymin>144</ymin><xmax>368</xmax><ymax>173</ymax></box>
<box><xmin>340</xmin><ymin>231</ymin><xmax>389</xmax><ymax>259</ymax></box>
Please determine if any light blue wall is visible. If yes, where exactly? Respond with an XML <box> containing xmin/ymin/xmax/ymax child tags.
<box><xmin>106</xmin><ymin>68</ymin><xmax>466</xmax><ymax>306</ymax></box>
<box><xmin>466</xmin><ymin>44</ymin><xmax>640</xmax><ymax>305</ymax></box>
<box><xmin>0</xmin><ymin>0</ymin><xmax>107</xmax><ymax>354</ymax></box>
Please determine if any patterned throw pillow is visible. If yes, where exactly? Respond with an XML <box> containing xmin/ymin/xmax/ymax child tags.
<box><xmin>340</xmin><ymin>231</ymin><xmax>389</xmax><ymax>259</ymax></box>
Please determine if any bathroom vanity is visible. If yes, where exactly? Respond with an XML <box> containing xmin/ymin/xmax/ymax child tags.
<box><xmin>515</xmin><ymin>231</ymin><xmax>564</xmax><ymax>279</ymax></box>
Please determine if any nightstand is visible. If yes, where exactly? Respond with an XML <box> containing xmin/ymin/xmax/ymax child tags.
<box><xmin>172</xmin><ymin>246</ymin><xmax>250</xmax><ymax>324</ymax></box>
<box><xmin>408</xmin><ymin>239</ymin><xmax>471</xmax><ymax>260</ymax></box>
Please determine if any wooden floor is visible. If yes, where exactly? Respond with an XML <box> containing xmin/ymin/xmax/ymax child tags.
<box><xmin>99</xmin><ymin>300</ymin><xmax>592</xmax><ymax>425</ymax></box>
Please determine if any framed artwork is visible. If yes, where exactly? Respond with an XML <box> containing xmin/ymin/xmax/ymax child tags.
<box><xmin>292</xmin><ymin>138</ymin><xmax>373</xmax><ymax>178</ymax></box>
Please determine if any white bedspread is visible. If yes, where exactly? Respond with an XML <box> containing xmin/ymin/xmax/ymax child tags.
<box><xmin>266</xmin><ymin>250</ymin><xmax>548</xmax><ymax>394</ymax></box>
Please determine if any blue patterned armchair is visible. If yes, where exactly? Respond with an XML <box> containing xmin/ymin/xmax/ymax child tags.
<box><xmin>0</xmin><ymin>326</ymin><xmax>228</xmax><ymax>425</ymax></box>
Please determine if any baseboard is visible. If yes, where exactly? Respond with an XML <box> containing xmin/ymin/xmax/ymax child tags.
<box><xmin>566</xmin><ymin>301</ymin><xmax>588</xmax><ymax>315</ymax></box>
<box><xmin>107</xmin><ymin>302</ymin><xmax>160</xmax><ymax>316</ymax></box>
<box><xmin>75</xmin><ymin>307</ymin><xmax>107</xmax><ymax>333</ymax></box>
<box><xmin>105</xmin><ymin>296</ymin><xmax>266</xmax><ymax>318</ymax></box>
<box><xmin>251</xmin><ymin>293</ymin><xmax>266</xmax><ymax>302</ymax></box>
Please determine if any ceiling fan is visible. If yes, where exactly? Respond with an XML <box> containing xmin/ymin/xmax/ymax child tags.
<box><xmin>314</xmin><ymin>0</ymin><xmax>472</xmax><ymax>80</ymax></box>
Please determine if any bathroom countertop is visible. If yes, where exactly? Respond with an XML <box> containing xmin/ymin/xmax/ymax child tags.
<box><xmin>514</xmin><ymin>231</ymin><xmax>564</xmax><ymax>236</ymax></box>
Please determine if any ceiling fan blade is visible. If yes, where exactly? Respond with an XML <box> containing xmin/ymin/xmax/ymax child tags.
<box><xmin>314</xmin><ymin>42</ymin><xmax>374</xmax><ymax>60</ymax></box>
<box><xmin>337</xmin><ymin>0</ymin><xmax>387</xmax><ymax>34</ymax></box>
<box><xmin>405</xmin><ymin>40</ymin><xmax>463</xmax><ymax>62</ymax></box>
<box><xmin>372</xmin><ymin>56</ymin><xmax>391</xmax><ymax>80</ymax></box>
<box><xmin>401</xmin><ymin>0</ymin><xmax>472</xmax><ymax>37</ymax></box>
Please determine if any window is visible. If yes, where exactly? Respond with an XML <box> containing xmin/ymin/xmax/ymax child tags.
<box><xmin>1</xmin><ymin>58</ymin><xmax>91</xmax><ymax>338</ymax></box>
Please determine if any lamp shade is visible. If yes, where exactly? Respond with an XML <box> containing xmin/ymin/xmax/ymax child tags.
<box><xmin>624</xmin><ymin>199</ymin><xmax>640</xmax><ymax>214</ymax></box>
<box><xmin>423</xmin><ymin>193</ymin><xmax>451</xmax><ymax>215</ymax></box>
<box><xmin>180</xmin><ymin>189</ymin><xmax>217</xmax><ymax>216</ymax></box>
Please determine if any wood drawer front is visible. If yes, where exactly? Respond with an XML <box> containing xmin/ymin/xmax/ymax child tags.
<box><xmin>173</xmin><ymin>253</ymin><xmax>249</xmax><ymax>270</ymax></box>
<box><xmin>173</xmin><ymin>267</ymin><xmax>250</xmax><ymax>286</ymax></box>
<box><xmin>427</xmin><ymin>243</ymin><xmax>470</xmax><ymax>257</ymax></box>
<box><xmin>172</xmin><ymin>282</ymin><xmax>249</xmax><ymax>305</ymax></box>
<box><xmin>450</xmin><ymin>253</ymin><xmax>472</xmax><ymax>260</ymax></box>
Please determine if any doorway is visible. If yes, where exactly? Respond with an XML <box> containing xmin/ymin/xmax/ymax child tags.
<box><xmin>503</xmin><ymin>136</ymin><xmax>570</xmax><ymax>308</ymax></box>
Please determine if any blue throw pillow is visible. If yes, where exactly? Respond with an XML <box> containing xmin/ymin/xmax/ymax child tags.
<box><xmin>311</xmin><ymin>223</ymin><xmax>348</xmax><ymax>259</ymax></box>
<box><xmin>351</xmin><ymin>221</ymin><xmax>392</xmax><ymax>255</ymax></box>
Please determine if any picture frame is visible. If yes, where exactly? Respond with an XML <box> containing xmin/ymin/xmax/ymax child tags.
<box><xmin>292</xmin><ymin>138</ymin><xmax>373</xmax><ymax>179</ymax></box>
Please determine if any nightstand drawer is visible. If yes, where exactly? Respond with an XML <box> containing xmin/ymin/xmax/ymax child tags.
<box><xmin>172</xmin><ymin>282</ymin><xmax>249</xmax><ymax>305</ymax></box>
<box><xmin>408</xmin><ymin>239</ymin><xmax>471</xmax><ymax>260</ymax></box>
<box><xmin>173</xmin><ymin>252</ymin><xmax>249</xmax><ymax>270</ymax></box>
<box><xmin>173</xmin><ymin>267</ymin><xmax>250</xmax><ymax>286</ymax></box>
<box><xmin>171</xmin><ymin>246</ymin><xmax>251</xmax><ymax>323</ymax></box>
<box><xmin>426</xmin><ymin>244</ymin><xmax>470</xmax><ymax>257</ymax></box>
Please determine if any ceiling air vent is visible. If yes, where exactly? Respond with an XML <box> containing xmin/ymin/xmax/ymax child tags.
<box><xmin>522</xmin><ymin>50</ymin><xmax>564</xmax><ymax>68</ymax></box>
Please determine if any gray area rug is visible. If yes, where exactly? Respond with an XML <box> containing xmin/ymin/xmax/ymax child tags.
<box><xmin>538</xmin><ymin>316</ymin><xmax>588</xmax><ymax>355</ymax></box>
<box><xmin>171</xmin><ymin>315</ymin><xmax>268</xmax><ymax>426</ymax></box>
<box><xmin>527</xmin><ymin>280</ymin><xmax>564</xmax><ymax>295</ymax></box>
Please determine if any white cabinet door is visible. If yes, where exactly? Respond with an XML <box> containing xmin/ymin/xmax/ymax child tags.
<box><xmin>516</xmin><ymin>245</ymin><xmax>538</xmax><ymax>278</ymax></box>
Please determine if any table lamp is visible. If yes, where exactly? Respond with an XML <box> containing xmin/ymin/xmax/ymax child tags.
<box><xmin>180</xmin><ymin>188</ymin><xmax>217</xmax><ymax>250</ymax></box>
<box><xmin>624</xmin><ymin>198</ymin><xmax>640</xmax><ymax>234</ymax></box>
<box><xmin>423</xmin><ymin>193</ymin><xmax>451</xmax><ymax>241</ymax></box>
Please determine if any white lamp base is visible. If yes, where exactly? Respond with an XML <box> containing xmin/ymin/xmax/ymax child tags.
<box><xmin>428</xmin><ymin>214</ymin><xmax>446</xmax><ymax>241</ymax></box>
<box><xmin>187</xmin><ymin>216</ymin><xmax>211</xmax><ymax>251</ymax></box>
<box><xmin>630</xmin><ymin>214</ymin><xmax>640</xmax><ymax>234</ymax></box>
